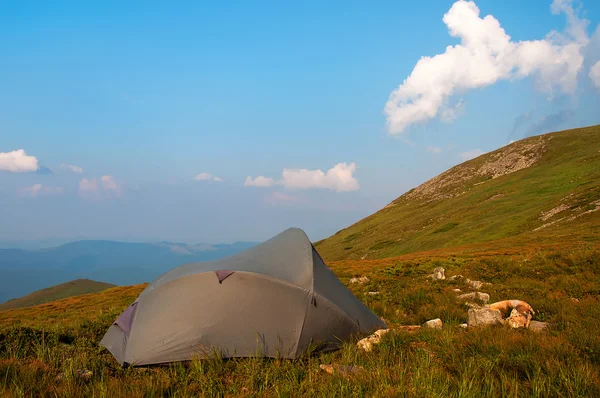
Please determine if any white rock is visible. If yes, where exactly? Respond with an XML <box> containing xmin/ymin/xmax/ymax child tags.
<box><xmin>467</xmin><ymin>308</ymin><xmax>504</xmax><ymax>327</ymax></box>
<box><xmin>350</xmin><ymin>276</ymin><xmax>369</xmax><ymax>284</ymax></box>
<box><xmin>428</xmin><ymin>267</ymin><xmax>446</xmax><ymax>280</ymax></box>
<box><xmin>356</xmin><ymin>328</ymin><xmax>389</xmax><ymax>352</ymax></box>
<box><xmin>422</xmin><ymin>318</ymin><xmax>443</xmax><ymax>329</ymax></box>
<box><xmin>366</xmin><ymin>291</ymin><xmax>380</xmax><ymax>296</ymax></box>
<box><xmin>457</xmin><ymin>292</ymin><xmax>490</xmax><ymax>304</ymax></box>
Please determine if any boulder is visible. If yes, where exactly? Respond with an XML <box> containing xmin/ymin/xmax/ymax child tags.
<box><xmin>356</xmin><ymin>328</ymin><xmax>389</xmax><ymax>352</ymax></box>
<box><xmin>457</xmin><ymin>292</ymin><xmax>490</xmax><ymax>304</ymax></box>
<box><xmin>467</xmin><ymin>308</ymin><xmax>504</xmax><ymax>327</ymax></box>
<box><xmin>506</xmin><ymin>308</ymin><xmax>528</xmax><ymax>329</ymax></box>
<box><xmin>422</xmin><ymin>318</ymin><xmax>443</xmax><ymax>329</ymax></box>
<box><xmin>428</xmin><ymin>267</ymin><xmax>446</xmax><ymax>280</ymax></box>
<box><xmin>350</xmin><ymin>276</ymin><xmax>369</xmax><ymax>284</ymax></box>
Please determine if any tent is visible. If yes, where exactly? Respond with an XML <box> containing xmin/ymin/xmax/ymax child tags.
<box><xmin>100</xmin><ymin>228</ymin><xmax>386</xmax><ymax>366</ymax></box>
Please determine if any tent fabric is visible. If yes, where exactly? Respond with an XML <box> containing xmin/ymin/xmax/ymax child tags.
<box><xmin>100</xmin><ymin>228</ymin><xmax>386</xmax><ymax>366</ymax></box>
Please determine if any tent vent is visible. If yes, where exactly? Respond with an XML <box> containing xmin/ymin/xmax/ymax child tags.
<box><xmin>215</xmin><ymin>270</ymin><xmax>235</xmax><ymax>283</ymax></box>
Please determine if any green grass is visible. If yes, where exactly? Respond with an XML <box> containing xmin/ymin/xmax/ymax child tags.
<box><xmin>316</xmin><ymin>125</ymin><xmax>600</xmax><ymax>261</ymax></box>
<box><xmin>0</xmin><ymin>279</ymin><xmax>116</xmax><ymax>311</ymax></box>
<box><xmin>1</xmin><ymin>247</ymin><xmax>599</xmax><ymax>396</ymax></box>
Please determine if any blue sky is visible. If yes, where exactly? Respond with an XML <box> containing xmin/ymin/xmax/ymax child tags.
<box><xmin>1</xmin><ymin>0</ymin><xmax>599</xmax><ymax>244</ymax></box>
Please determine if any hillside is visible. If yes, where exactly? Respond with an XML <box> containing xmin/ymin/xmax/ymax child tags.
<box><xmin>0</xmin><ymin>240</ymin><xmax>255</xmax><ymax>303</ymax></box>
<box><xmin>316</xmin><ymin>125</ymin><xmax>600</xmax><ymax>261</ymax></box>
<box><xmin>0</xmin><ymin>279</ymin><xmax>115</xmax><ymax>311</ymax></box>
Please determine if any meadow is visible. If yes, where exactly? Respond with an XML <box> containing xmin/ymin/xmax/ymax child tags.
<box><xmin>1</xmin><ymin>243</ymin><xmax>599</xmax><ymax>397</ymax></box>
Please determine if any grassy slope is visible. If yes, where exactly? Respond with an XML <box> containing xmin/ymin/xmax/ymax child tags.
<box><xmin>0</xmin><ymin>279</ymin><xmax>116</xmax><ymax>311</ymax></box>
<box><xmin>1</xmin><ymin>246</ymin><xmax>599</xmax><ymax>396</ymax></box>
<box><xmin>316</xmin><ymin>125</ymin><xmax>600</xmax><ymax>261</ymax></box>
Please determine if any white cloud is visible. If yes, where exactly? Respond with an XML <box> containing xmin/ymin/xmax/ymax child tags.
<box><xmin>194</xmin><ymin>172</ymin><xmax>223</xmax><ymax>182</ymax></box>
<box><xmin>246</xmin><ymin>163</ymin><xmax>360</xmax><ymax>192</ymax></box>
<box><xmin>426</xmin><ymin>146</ymin><xmax>443</xmax><ymax>154</ymax></box>
<box><xmin>384</xmin><ymin>0</ymin><xmax>590</xmax><ymax>134</ymax></box>
<box><xmin>19</xmin><ymin>184</ymin><xmax>63</xmax><ymax>197</ymax></box>
<box><xmin>281</xmin><ymin>162</ymin><xmax>359</xmax><ymax>192</ymax></box>
<box><xmin>590</xmin><ymin>61</ymin><xmax>600</xmax><ymax>88</ymax></box>
<box><xmin>460</xmin><ymin>149</ymin><xmax>485</xmax><ymax>161</ymax></box>
<box><xmin>100</xmin><ymin>175</ymin><xmax>118</xmax><ymax>192</ymax></box>
<box><xmin>0</xmin><ymin>149</ymin><xmax>39</xmax><ymax>172</ymax></box>
<box><xmin>244</xmin><ymin>176</ymin><xmax>275</xmax><ymax>188</ymax></box>
<box><xmin>60</xmin><ymin>164</ymin><xmax>83</xmax><ymax>174</ymax></box>
<box><xmin>78</xmin><ymin>178</ymin><xmax>98</xmax><ymax>196</ymax></box>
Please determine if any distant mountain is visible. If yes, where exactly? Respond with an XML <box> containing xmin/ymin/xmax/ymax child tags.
<box><xmin>0</xmin><ymin>279</ymin><xmax>115</xmax><ymax>310</ymax></box>
<box><xmin>0</xmin><ymin>240</ymin><xmax>256</xmax><ymax>303</ymax></box>
<box><xmin>316</xmin><ymin>125</ymin><xmax>600</xmax><ymax>260</ymax></box>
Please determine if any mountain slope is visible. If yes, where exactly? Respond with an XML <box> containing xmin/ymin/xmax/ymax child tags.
<box><xmin>316</xmin><ymin>125</ymin><xmax>600</xmax><ymax>261</ymax></box>
<box><xmin>0</xmin><ymin>279</ymin><xmax>115</xmax><ymax>311</ymax></box>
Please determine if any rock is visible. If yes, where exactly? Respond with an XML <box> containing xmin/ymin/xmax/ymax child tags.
<box><xmin>428</xmin><ymin>267</ymin><xmax>446</xmax><ymax>280</ymax></box>
<box><xmin>506</xmin><ymin>308</ymin><xmax>529</xmax><ymax>328</ymax></box>
<box><xmin>350</xmin><ymin>276</ymin><xmax>369</xmax><ymax>284</ymax></box>
<box><xmin>570</xmin><ymin>297</ymin><xmax>580</xmax><ymax>303</ymax></box>
<box><xmin>467</xmin><ymin>308</ymin><xmax>504</xmax><ymax>327</ymax></box>
<box><xmin>448</xmin><ymin>275</ymin><xmax>463</xmax><ymax>281</ymax></box>
<box><xmin>398</xmin><ymin>325</ymin><xmax>421</xmax><ymax>332</ymax></box>
<box><xmin>466</xmin><ymin>279</ymin><xmax>485</xmax><ymax>290</ymax></box>
<box><xmin>457</xmin><ymin>292</ymin><xmax>490</xmax><ymax>304</ymax></box>
<box><xmin>422</xmin><ymin>318</ymin><xmax>443</xmax><ymax>329</ymax></box>
<box><xmin>459</xmin><ymin>323</ymin><xmax>468</xmax><ymax>328</ymax></box>
<box><xmin>528</xmin><ymin>320</ymin><xmax>549</xmax><ymax>333</ymax></box>
<box><xmin>453</xmin><ymin>288</ymin><xmax>462</xmax><ymax>292</ymax></box>
<box><xmin>356</xmin><ymin>328</ymin><xmax>389</xmax><ymax>352</ymax></box>
<box><xmin>320</xmin><ymin>364</ymin><xmax>364</xmax><ymax>376</ymax></box>
<box><xmin>366</xmin><ymin>291</ymin><xmax>380</xmax><ymax>296</ymax></box>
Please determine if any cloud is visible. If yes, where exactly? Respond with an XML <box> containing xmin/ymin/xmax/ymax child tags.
<box><xmin>246</xmin><ymin>163</ymin><xmax>360</xmax><ymax>192</ymax></box>
<box><xmin>60</xmin><ymin>164</ymin><xmax>83</xmax><ymax>174</ymax></box>
<box><xmin>78</xmin><ymin>178</ymin><xmax>98</xmax><ymax>195</ymax></box>
<box><xmin>244</xmin><ymin>176</ymin><xmax>275</xmax><ymax>188</ymax></box>
<box><xmin>459</xmin><ymin>149</ymin><xmax>485</xmax><ymax>161</ymax></box>
<box><xmin>79</xmin><ymin>175</ymin><xmax>120</xmax><ymax>198</ymax></box>
<box><xmin>590</xmin><ymin>61</ymin><xmax>600</xmax><ymax>88</ymax></box>
<box><xmin>100</xmin><ymin>175</ymin><xmax>118</xmax><ymax>192</ymax></box>
<box><xmin>281</xmin><ymin>162</ymin><xmax>359</xmax><ymax>192</ymax></box>
<box><xmin>194</xmin><ymin>172</ymin><xmax>223</xmax><ymax>182</ymax></box>
<box><xmin>19</xmin><ymin>184</ymin><xmax>63</xmax><ymax>197</ymax></box>
<box><xmin>426</xmin><ymin>146</ymin><xmax>443</xmax><ymax>154</ymax></box>
<box><xmin>384</xmin><ymin>0</ymin><xmax>590</xmax><ymax>134</ymax></box>
<box><xmin>525</xmin><ymin>110</ymin><xmax>574</xmax><ymax>137</ymax></box>
<box><xmin>0</xmin><ymin>149</ymin><xmax>39</xmax><ymax>172</ymax></box>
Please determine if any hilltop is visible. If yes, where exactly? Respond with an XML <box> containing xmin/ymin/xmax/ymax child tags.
<box><xmin>316</xmin><ymin>125</ymin><xmax>600</xmax><ymax>261</ymax></box>
<box><xmin>0</xmin><ymin>279</ymin><xmax>115</xmax><ymax>311</ymax></box>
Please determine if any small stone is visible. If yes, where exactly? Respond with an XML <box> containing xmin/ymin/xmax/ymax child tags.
<box><xmin>453</xmin><ymin>288</ymin><xmax>462</xmax><ymax>292</ymax></box>
<box><xmin>366</xmin><ymin>291</ymin><xmax>380</xmax><ymax>296</ymax></box>
<box><xmin>528</xmin><ymin>320</ymin><xmax>550</xmax><ymax>333</ymax></box>
<box><xmin>422</xmin><ymin>318</ymin><xmax>443</xmax><ymax>329</ymax></box>
<box><xmin>448</xmin><ymin>275</ymin><xmax>463</xmax><ymax>281</ymax></box>
<box><xmin>457</xmin><ymin>292</ymin><xmax>490</xmax><ymax>304</ymax></box>
<box><xmin>570</xmin><ymin>297</ymin><xmax>580</xmax><ymax>303</ymax></box>
<box><xmin>350</xmin><ymin>276</ymin><xmax>369</xmax><ymax>284</ymax></box>
<box><xmin>459</xmin><ymin>323</ymin><xmax>468</xmax><ymax>328</ymax></box>
<box><xmin>356</xmin><ymin>328</ymin><xmax>389</xmax><ymax>352</ymax></box>
<box><xmin>428</xmin><ymin>267</ymin><xmax>446</xmax><ymax>280</ymax></box>
<box><xmin>467</xmin><ymin>308</ymin><xmax>504</xmax><ymax>327</ymax></box>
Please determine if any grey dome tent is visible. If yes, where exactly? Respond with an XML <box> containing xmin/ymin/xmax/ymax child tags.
<box><xmin>100</xmin><ymin>228</ymin><xmax>386</xmax><ymax>366</ymax></box>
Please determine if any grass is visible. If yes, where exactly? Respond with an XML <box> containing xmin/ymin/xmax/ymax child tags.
<box><xmin>1</xmin><ymin>246</ymin><xmax>599</xmax><ymax>396</ymax></box>
<box><xmin>316</xmin><ymin>125</ymin><xmax>600</xmax><ymax>261</ymax></box>
<box><xmin>0</xmin><ymin>279</ymin><xmax>116</xmax><ymax>311</ymax></box>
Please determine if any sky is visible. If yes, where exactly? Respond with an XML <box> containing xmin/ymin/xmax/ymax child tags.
<box><xmin>1</xmin><ymin>0</ymin><xmax>600</xmax><ymax>244</ymax></box>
